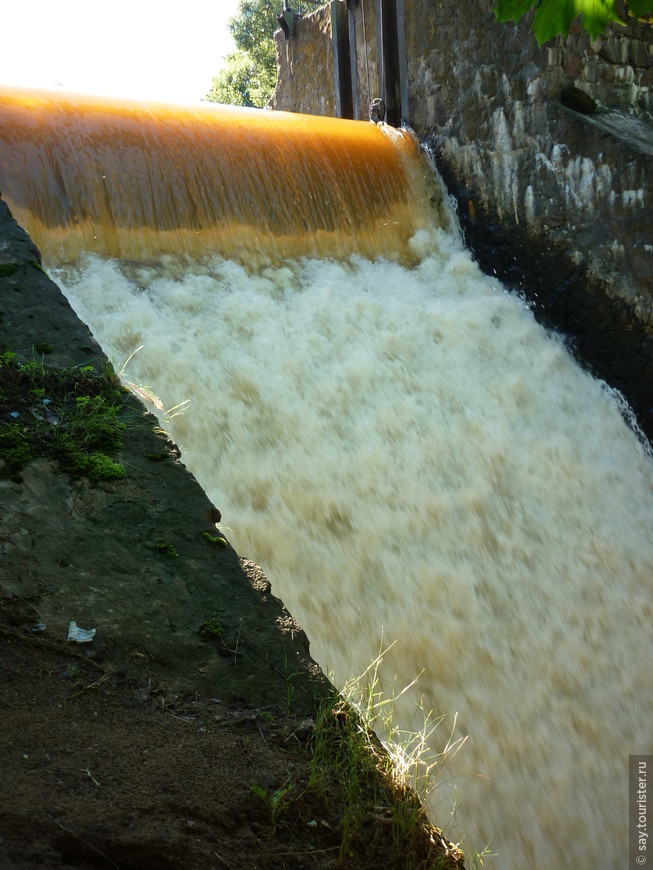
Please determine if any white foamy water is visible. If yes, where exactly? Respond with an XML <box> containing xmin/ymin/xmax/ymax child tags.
<box><xmin>52</xmin><ymin>227</ymin><xmax>653</xmax><ymax>868</ymax></box>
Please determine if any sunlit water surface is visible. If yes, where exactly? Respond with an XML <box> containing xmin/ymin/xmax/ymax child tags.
<box><xmin>52</xmin><ymin>226</ymin><xmax>653</xmax><ymax>868</ymax></box>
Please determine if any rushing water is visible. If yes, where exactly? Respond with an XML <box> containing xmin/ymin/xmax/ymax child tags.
<box><xmin>51</xmin><ymin>224</ymin><xmax>653</xmax><ymax>868</ymax></box>
<box><xmin>0</xmin><ymin>86</ymin><xmax>435</xmax><ymax>264</ymax></box>
<box><xmin>2</xmin><ymin>83</ymin><xmax>650</xmax><ymax>869</ymax></box>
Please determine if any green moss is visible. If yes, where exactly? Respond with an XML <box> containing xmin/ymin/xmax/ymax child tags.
<box><xmin>34</xmin><ymin>343</ymin><xmax>54</xmax><ymax>356</ymax></box>
<box><xmin>53</xmin><ymin>437</ymin><xmax>127</xmax><ymax>481</ymax></box>
<box><xmin>0</xmin><ymin>352</ymin><xmax>127</xmax><ymax>482</ymax></box>
<box><xmin>0</xmin><ymin>425</ymin><xmax>34</xmax><ymax>482</ymax></box>
<box><xmin>198</xmin><ymin>617</ymin><xmax>223</xmax><ymax>638</ymax></box>
<box><xmin>0</xmin><ymin>262</ymin><xmax>19</xmax><ymax>278</ymax></box>
<box><xmin>154</xmin><ymin>539</ymin><xmax>179</xmax><ymax>558</ymax></box>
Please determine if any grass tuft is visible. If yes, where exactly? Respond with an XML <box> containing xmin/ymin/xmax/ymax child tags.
<box><xmin>306</xmin><ymin>643</ymin><xmax>468</xmax><ymax>867</ymax></box>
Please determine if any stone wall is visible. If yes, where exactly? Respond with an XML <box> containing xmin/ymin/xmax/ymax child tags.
<box><xmin>270</xmin><ymin>4</ymin><xmax>337</xmax><ymax>116</ymax></box>
<box><xmin>405</xmin><ymin>0</ymin><xmax>652</xmax><ymax>317</ymax></box>
<box><xmin>271</xmin><ymin>1</ymin><xmax>652</xmax><ymax>438</ymax></box>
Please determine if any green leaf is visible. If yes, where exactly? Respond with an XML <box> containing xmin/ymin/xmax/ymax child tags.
<box><xmin>536</xmin><ymin>0</ymin><xmax>620</xmax><ymax>43</ymax></box>
<box><xmin>532</xmin><ymin>0</ymin><xmax>575</xmax><ymax>42</ymax></box>
<box><xmin>580</xmin><ymin>0</ymin><xmax>622</xmax><ymax>38</ymax></box>
<box><xmin>495</xmin><ymin>0</ymin><xmax>639</xmax><ymax>42</ymax></box>
<box><xmin>495</xmin><ymin>0</ymin><xmax>536</xmax><ymax>23</ymax></box>
<box><xmin>628</xmin><ymin>0</ymin><xmax>653</xmax><ymax>17</ymax></box>
<box><xmin>251</xmin><ymin>784</ymin><xmax>267</xmax><ymax>800</ymax></box>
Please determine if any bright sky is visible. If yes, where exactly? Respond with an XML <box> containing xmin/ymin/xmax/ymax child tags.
<box><xmin>0</xmin><ymin>0</ymin><xmax>242</xmax><ymax>103</ymax></box>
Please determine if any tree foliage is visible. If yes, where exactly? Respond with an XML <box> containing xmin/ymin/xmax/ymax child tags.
<box><xmin>206</xmin><ymin>0</ymin><xmax>278</xmax><ymax>108</ymax></box>
<box><xmin>206</xmin><ymin>51</ymin><xmax>276</xmax><ymax>108</ymax></box>
<box><xmin>230</xmin><ymin>1</ymin><xmax>278</xmax><ymax>71</ymax></box>
<box><xmin>495</xmin><ymin>0</ymin><xmax>653</xmax><ymax>45</ymax></box>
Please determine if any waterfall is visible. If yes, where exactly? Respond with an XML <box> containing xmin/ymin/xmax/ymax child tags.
<box><xmin>1</xmin><ymin>86</ymin><xmax>651</xmax><ymax>869</ymax></box>
<box><xmin>0</xmin><ymin>85</ymin><xmax>439</xmax><ymax>265</ymax></box>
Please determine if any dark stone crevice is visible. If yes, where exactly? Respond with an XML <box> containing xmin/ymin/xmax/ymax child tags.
<box><xmin>429</xmin><ymin>145</ymin><xmax>653</xmax><ymax>446</ymax></box>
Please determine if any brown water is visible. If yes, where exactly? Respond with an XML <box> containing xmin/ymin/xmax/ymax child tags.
<box><xmin>0</xmin><ymin>85</ymin><xmax>437</xmax><ymax>264</ymax></box>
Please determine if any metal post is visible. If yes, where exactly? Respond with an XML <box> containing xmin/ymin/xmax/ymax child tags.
<box><xmin>375</xmin><ymin>0</ymin><xmax>385</xmax><ymax>112</ymax></box>
<box><xmin>395</xmin><ymin>0</ymin><xmax>409</xmax><ymax>126</ymax></box>
<box><xmin>348</xmin><ymin>6</ymin><xmax>359</xmax><ymax>120</ymax></box>
<box><xmin>331</xmin><ymin>0</ymin><xmax>343</xmax><ymax>118</ymax></box>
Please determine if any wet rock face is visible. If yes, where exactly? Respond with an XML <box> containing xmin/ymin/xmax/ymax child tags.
<box><xmin>405</xmin><ymin>0</ymin><xmax>652</xmax><ymax>315</ymax></box>
<box><xmin>404</xmin><ymin>0</ymin><xmax>652</xmax><ymax>437</ymax></box>
<box><xmin>272</xmin><ymin>1</ymin><xmax>652</xmax><ymax>439</ymax></box>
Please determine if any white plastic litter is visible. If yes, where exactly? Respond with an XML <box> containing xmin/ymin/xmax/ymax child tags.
<box><xmin>67</xmin><ymin>621</ymin><xmax>96</xmax><ymax>643</ymax></box>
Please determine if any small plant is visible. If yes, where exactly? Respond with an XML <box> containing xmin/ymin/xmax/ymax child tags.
<box><xmin>153</xmin><ymin>539</ymin><xmax>179</xmax><ymax>559</ymax></box>
<box><xmin>62</xmin><ymin>663</ymin><xmax>114</xmax><ymax>702</ymax></box>
<box><xmin>63</xmin><ymin>663</ymin><xmax>84</xmax><ymax>686</ymax></box>
<box><xmin>198</xmin><ymin>618</ymin><xmax>223</xmax><ymax>638</ymax></box>
<box><xmin>203</xmin><ymin>531</ymin><xmax>228</xmax><ymax>547</ymax></box>
<box><xmin>308</xmin><ymin>643</ymin><xmax>468</xmax><ymax>867</ymax></box>
<box><xmin>115</xmin><ymin>345</ymin><xmax>190</xmax><ymax>425</ymax></box>
<box><xmin>251</xmin><ymin>780</ymin><xmax>295</xmax><ymax>832</ymax></box>
<box><xmin>53</xmin><ymin>443</ymin><xmax>126</xmax><ymax>481</ymax></box>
